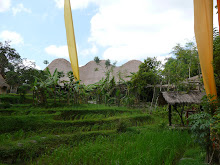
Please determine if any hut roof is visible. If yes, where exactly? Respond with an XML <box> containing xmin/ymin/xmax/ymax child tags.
<box><xmin>188</xmin><ymin>74</ymin><xmax>202</xmax><ymax>82</ymax></box>
<box><xmin>159</xmin><ymin>91</ymin><xmax>205</xmax><ymax>105</ymax></box>
<box><xmin>46</xmin><ymin>58</ymin><xmax>142</xmax><ymax>85</ymax></box>
<box><xmin>0</xmin><ymin>74</ymin><xmax>9</xmax><ymax>88</ymax></box>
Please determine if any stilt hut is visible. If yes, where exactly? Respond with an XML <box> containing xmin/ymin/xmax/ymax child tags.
<box><xmin>159</xmin><ymin>91</ymin><xmax>205</xmax><ymax>126</ymax></box>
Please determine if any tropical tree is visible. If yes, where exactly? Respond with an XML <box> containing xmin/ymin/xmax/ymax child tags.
<box><xmin>93</xmin><ymin>56</ymin><xmax>117</xmax><ymax>105</ymax></box>
<box><xmin>39</xmin><ymin>68</ymin><xmax>60</xmax><ymax>104</ymax></box>
<box><xmin>213</xmin><ymin>28</ymin><xmax>220</xmax><ymax>96</ymax></box>
<box><xmin>0</xmin><ymin>41</ymin><xmax>42</xmax><ymax>93</ymax></box>
<box><xmin>130</xmin><ymin>57</ymin><xmax>161</xmax><ymax>102</ymax></box>
<box><xmin>0</xmin><ymin>41</ymin><xmax>21</xmax><ymax>78</ymax></box>
<box><xmin>163</xmin><ymin>41</ymin><xmax>200</xmax><ymax>90</ymax></box>
<box><xmin>43</xmin><ymin>60</ymin><xmax>49</xmax><ymax>68</ymax></box>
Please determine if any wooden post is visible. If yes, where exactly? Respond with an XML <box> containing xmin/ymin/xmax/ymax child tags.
<box><xmin>150</xmin><ymin>86</ymin><xmax>156</xmax><ymax>112</ymax></box>
<box><xmin>169</xmin><ymin>104</ymin><xmax>172</xmax><ymax>126</ymax></box>
<box><xmin>200</xmin><ymin>105</ymin><xmax>203</xmax><ymax>111</ymax></box>
<box><xmin>181</xmin><ymin>104</ymin><xmax>185</xmax><ymax>126</ymax></box>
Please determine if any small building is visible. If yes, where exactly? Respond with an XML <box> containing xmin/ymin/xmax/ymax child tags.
<box><xmin>0</xmin><ymin>74</ymin><xmax>9</xmax><ymax>94</ymax></box>
<box><xmin>159</xmin><ymin>91</ymin><xmax>205</xmax><ymax>126</ymax></box>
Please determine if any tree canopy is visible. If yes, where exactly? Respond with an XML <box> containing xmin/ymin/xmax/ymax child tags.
<box><xmin>163</xmin><ymin>41</ymin><xmax>200</xmax><ymax>86</ymax></box>
<box><xmin>0</xmin><ymin>41</ymin><xmax>43</xmax><ymax>91</ymax></box>
<box><xmin>0</xmin><ymin>41</ymin><xmax>21</xmax><ymax>78</ymax></box>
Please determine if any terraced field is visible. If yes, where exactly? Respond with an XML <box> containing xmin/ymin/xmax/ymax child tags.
<box><xmin>0</xmin><ymin>104</ymin><xmax>195</xmax><ymax>164</ymax></box>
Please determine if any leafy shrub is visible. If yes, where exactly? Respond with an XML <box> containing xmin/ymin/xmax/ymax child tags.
<box><xmin>0</xmin><ymin>116</ymin><xmax>48</xmax><ymax>133</ymax></box>
<box><xmin>189</xmin><ymin>95</ymin><xmax>220</xmax><ymax>163</ymax></box>
<box><xmin>0</xmin><ymin>103</ymin><xmax>12</xmax><ymax>109</ymax></box>
<box><xmin>0</xmin><ymin>94</ymin><xmax>32</xmax><ymax>104</ymax></box>
<box><xmin>158</xmin><ymin>121</ymin><xmax>167</xmax><ymax>129</ymax></box>
<box><xmin>17</xmin><ymin>84</ymin><xmax>31</xmax><ymax>103</ymax></box>
<box><xmin>0</xmin><ymin>94</ymin><xmax>20</xmax><ymax>104</ymax></box>
<box><xmin>189</xmin><ymin>112</ymin><xmax>213</xmax><ymax>148</ymax></box>
<box><xmin>116</xmin><ymin>120</ymin><xmax>129</xmax><ymax>133</ymax></box>
<box><xmin>210</xmin><ymin>108</ymin><xmax>220</xmax><ymax>162</ymax></box>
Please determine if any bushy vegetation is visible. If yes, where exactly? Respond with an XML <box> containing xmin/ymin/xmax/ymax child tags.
<box><xmin>31</xmin><ymin>129</ymin><xmax>191</xmax><ymax>165</ymax></box>
<box><xmin>0</xmin><ymin>103</ymin><xmax>196</xmax><ymax>165</ymax></box>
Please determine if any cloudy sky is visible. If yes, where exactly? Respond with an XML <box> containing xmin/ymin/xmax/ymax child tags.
<box><xmin>0</xmin><ymin>0</ymin><xmax>218</xmax><ymax>70</ymax></box>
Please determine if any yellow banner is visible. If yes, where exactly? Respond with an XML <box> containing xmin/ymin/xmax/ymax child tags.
<box><xmin>194</xmin><ymin>0</ymin><xmax>217</xmax><ymax>100</ymax></box>
<box><xmin>64</xmin><ymin>0</ymin><xmax>80</xmax><ymax>81</ymax></box>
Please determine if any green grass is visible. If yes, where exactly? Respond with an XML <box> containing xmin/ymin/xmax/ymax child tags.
<box><xmin>0</xmin><ymin>102</ymin><xmax>203</xmax><ymax>164</ymax></box>
<box><xmin>177</xmin><ymin>146</ymin><xmax>207</xmax><ymax>165</ymax></box>
<box><xmin>30</xmin><ymin>128</ymin><xmax>192</xmax><ymax>165</ymax></box>
<box><xmin>0</xmin><ymin>113</ymin><xmax>153</xmax><ymax>134</ymax></box>
<box><xmin>0</xmin><ymin>130</ymin><xmax>115</xmax><ymax>163</ymax></box>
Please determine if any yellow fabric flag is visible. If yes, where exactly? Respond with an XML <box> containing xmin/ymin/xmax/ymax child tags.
<box><xmin>194</xmin><ymin>0</ymin><xmax>217</xmax><ymax>100</ymax></box>
<box><xmin>64</xmin><ymin>0</ymin><xmax>80</xmax><ymax>81</ymax></box>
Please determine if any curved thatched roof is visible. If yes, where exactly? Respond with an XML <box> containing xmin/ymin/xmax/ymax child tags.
<box><xmin>46</xmin><ymin>58</ymin><xmax>72</xmax><ymax>83</ymax></box>
<box><xmin>159</xmin><ymin>91</ymin><xmax>205</xmax><ymax>105</ymax></box>
<box><xmin>0</xmin><ymin>74</ymin><xmax>9</xmax><ymax>88</ymax></box>
<box><xmin>46</xmin><ymin>58</ymin><xmax>142</xmax><ymax>85</ymax></box>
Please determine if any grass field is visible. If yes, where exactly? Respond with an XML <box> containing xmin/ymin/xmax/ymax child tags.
<box><xmin>0</xmin><ymin>103</ymin><xmax>205</xmax><ymax>164</ymax></box>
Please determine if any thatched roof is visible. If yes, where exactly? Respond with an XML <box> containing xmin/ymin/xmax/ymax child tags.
<box><xmin>159</xmin><ymin>91</ymin><xmax>205</xmax><ymax>105</ymax></box>
<box><xmin>46</xmin><ymin>58</ymin><xmax>142</xmax><ymax>85</ymax></box>
<box><xmin>146</xmin><ymin>84</ymin><xmax>175</xmax><ymax>88</ymax></box>
<box><xmin>188</xmin><ymin>74</ymin><xmax>202</xmax><ymax>82</ymax></box>
<box><xmin>0</xmin><ymin>74</ymin><xmax>9</xmax><ymax>88</ymax></box>
<box><xmin>46</xmin><ymin>58</ymin><xmax>72</xmax><ymax>83</ymax></box>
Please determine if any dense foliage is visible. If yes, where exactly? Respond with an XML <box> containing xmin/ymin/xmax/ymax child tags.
<box><xmin>163</xmin><ymin>42</ymin><xmax>200</xmax><ymax>88</ymax></box>
<box><xmin>0</xmin><ymin>41</ymin><xmax>44</xmax><ymax>93</ymax></box>
<box><xmin>130</xmin><ymin>57</ymin><xmax>161</xmax><ymax>102</ymax></box>
<box><xmin>0</xmin><ymin>41</ymin><xmax>21</xmax><ymax>77</ymax></box>
<box><xmin>213</xmin><ymin>28</ymin><xmax>220</xmax><ymax>96</ymax></box>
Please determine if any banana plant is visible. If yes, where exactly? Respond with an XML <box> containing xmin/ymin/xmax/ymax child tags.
<box><xmin>44</xmin><ymin>68</ymin><xmax>59</xmax><ymax>104</ymax></box>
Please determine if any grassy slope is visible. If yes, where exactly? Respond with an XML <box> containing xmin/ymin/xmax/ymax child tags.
<box><xmin>0</xmin><ymin>103</ymin><xmax>206</xmax><ymax>164</ymax></box>
<box><xmin>30</xmin><ymin>128</ymin><xmax>191</xmax><ymax>165</ymax></box>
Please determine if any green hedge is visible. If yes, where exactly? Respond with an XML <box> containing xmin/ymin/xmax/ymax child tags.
<box><xmin>0</xmin><ymin>130</ymin><xmax>115</xmax><ymax>164</ymax></box>
<box><xmin>0</xmin><ymin>94</ymin><xmax>32</xmax><ymax>104</ymax></box>
<box><xmin>0</xmin><ymin>116</ymin><xmax>50</xmax><ymax>133</ymax></box>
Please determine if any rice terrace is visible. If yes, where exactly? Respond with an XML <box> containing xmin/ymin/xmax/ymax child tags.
<box><xmin>1</xmin><ymin>0</ymin><xmax>220</xmax><ymax>165</ymax></box>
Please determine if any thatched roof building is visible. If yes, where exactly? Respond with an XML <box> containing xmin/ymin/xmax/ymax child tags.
<box><xmin>46</xmin><ymin>58</ymin><xmax>142</xmax><ymax>85</ymax></box>
<box><xmin>158</xmin><ymin>91</ymin><xmax>205</xmax><ymax>126</ymax></box>
<box><xmin>0</xmin><ymin>74</ymin><xmax>9</xmax><ymax>94</ymax></box>
<box><xmin>159</xmin><ymin>91</ymin><xmax>205</xmax><ymax>105</ymax></box>
<box><xmin>46</xmin><ymin>58</ymin><xmax>72</xmax><ymax>83</ymax></box>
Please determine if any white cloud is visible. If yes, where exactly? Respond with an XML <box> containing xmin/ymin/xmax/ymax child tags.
<box><xmin>0</xmin><ymin>30</ymin><xmax>24</xmax><ymax>45</ymax></box>
<box><xmin>54</xmin><ymin>0</ymin><xmax>90</xmax><ymax>9</ymax></box>
<box><xmin>0</xmin><ymin>0</ymin><xmax>11</xmax><ymax>12</ymax></box>
<box><xmin>88</xmin><ymin>0</ymin><xmax>195</xmax><ymax>62</ymax></box>
<box><xmin>55</xmin><ymin>0</ymin><xmax>218</xmax><ymax>63</ymax></box>
<box><xmin>80</xmin><ymin>44</ymin><xmax>98</xmax><ymax>56</ymax></box>
<box><xmin>12</xmin><ymin>3</ymin><xmax>31</xmax><ymax>16</ymax></box>
<box><xmin>45</xmin><ymin>45</ymin><xmax>69</xmax><ymax>58</ymax></box>
<box><xmin>54</xmin><ymin>0</ymin><xmax>110</xmax><ymax>10</ymax></box>
<box><xmin>22</xmin><ymin>59</ymin><xmax>41</xmax><ymax>70</ymax></box>
<box><xmin>54</xmin><ymin>0</ymin><xmax>63</xmax><ymax>8</ymax></box>
<box><xmin>157</xmin><ymin>55</ymin><xmax>172</xmax><ymax>65</ymax></box>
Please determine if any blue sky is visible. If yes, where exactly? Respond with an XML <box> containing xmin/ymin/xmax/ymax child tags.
<box><xmin>0</xmin><ymin>0</ymin><xmax>218</xmax><ymax>70</ymax></box>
